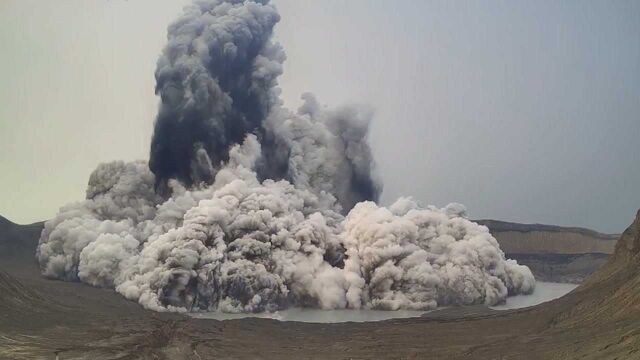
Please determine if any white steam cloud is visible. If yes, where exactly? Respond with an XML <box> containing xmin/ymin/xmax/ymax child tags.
<box><xmin>37</xmin><ymin>0</ymin><xmax>534</xmax><ymax>313</ymax></box>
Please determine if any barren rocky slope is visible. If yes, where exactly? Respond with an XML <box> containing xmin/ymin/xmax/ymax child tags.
<box><xmin>477</xmin><ymin>219</ymin><xmax>618</xmax><ymax>254</ymax></box>
<box><xmin>477</xmin><ymin>220</ymin><xmax>618</xmax><ymax>282</ymax></box>
<box><xmin>1</xmin><ymin>213</ymin><xmax>639</xmax><ymax>359</ymax></box>
<box><xmin>0</xmin><ymin>216</ymin><xmax>41</xmax><ymax>266</ymax></box>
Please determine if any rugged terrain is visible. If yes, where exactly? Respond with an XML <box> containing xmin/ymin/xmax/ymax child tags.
<box><xmin>477</xmin><ymin>220</ymin><xmax>618</xmax><ymax>282</ymax></box>
<box><xmin>1</xmin><ymin>213</ymin><xmax>639</xmax><ymax>359</ymax></box>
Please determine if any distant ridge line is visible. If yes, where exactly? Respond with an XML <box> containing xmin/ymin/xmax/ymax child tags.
<box><xmin>474</xmin><ymin>219</ymin><xmax>619</xmax><ymax>239</ymax></box>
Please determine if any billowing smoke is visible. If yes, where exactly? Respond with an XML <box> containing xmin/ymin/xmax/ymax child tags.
<box><xmin>36</xmin><ymin>0</ymin><xmax>534</xmax><ymax>313</ymax></box>
<box><xmin>148</xmin><ymin>0</ymin><xmax>379</xmax><ymax>211</ymax></box>
<box><xmin>150</xmin><ymin>0</ymin><xmax>283</xmax><ymax>192</ymax></box>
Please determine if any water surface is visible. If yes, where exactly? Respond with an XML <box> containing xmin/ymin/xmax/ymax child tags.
<box><xmin>490</xmin><ymin>281</ymin><xmax>578</xmax><ymax>310</ymax></box>
<box><xmin>190</xmin><ymin>282</ymin><xmax>578</xmax><ymax>323</ymax></box>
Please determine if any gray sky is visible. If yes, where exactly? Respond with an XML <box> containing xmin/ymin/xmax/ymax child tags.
<box><xmin>1</xmin><ymin>0</ymin><xmax>638</xmax><ymax>233</ymax></box>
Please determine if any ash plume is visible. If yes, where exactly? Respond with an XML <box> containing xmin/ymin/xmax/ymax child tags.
<box><xmin>150</xmin><ymin>0</ymin><xmax>283</xmax><ymax>192</ymax></box>
<box><xmin>37</xmin><ymin>0</ymin><xmax>534</xmax><ymax>313</ymax></box>
<box><xmin>148</xmin><ymin>0</ymin><xmax>379</xmax><ymax>211</ymax></box>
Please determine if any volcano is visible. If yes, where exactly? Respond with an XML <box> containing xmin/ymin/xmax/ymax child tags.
<box><xmin>1</xmin><ymin>210</ymin><xmax>639</xmax><ymax>359</ymax></box>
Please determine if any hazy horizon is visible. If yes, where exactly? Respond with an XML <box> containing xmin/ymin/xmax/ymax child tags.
<box><xmin>1</xmin><ymin>0</ymin><xmax>639</xmax><ymax>233</ymax></box>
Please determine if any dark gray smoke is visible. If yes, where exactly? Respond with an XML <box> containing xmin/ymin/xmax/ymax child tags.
<box><xmin>36</xmin><ymin>0</ymin><xmax>535</xmax><ymax>314</ymax></box>
<box><xmin>150</xmin><ymin>0</ymin><xmax>282</xmax><ymax>190</ymax></box>
<box><xmin>149</xmin><ymin>0</ymin><xmax>380</xmax><ymax>212</ymax></box>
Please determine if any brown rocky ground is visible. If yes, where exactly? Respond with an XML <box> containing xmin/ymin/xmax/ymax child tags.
<box><xmin>1</xmin><ymin>212</ymin><xmax>639</xmax><ymax>360</ymax></box>
<box><xmin>476</xmin><ymin>219</ymin><xmax>618</xmax><ymax>255</ymax></box>
<box><xmin>477</xmin><ymin>220</ymin><xmax>619</xmax><ymax>283</ymax></box>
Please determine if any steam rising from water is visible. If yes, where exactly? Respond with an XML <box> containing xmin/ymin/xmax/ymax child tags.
<box><xmin>36</xmin><ymin>0</ymin><xmax>534</xmax><ymax>313</ymax></box>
